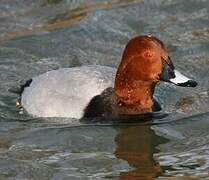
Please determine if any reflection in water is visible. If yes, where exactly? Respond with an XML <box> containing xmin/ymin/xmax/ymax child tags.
<box><xmin>0</xmin><ymin>139</ymin><xmax>9</xmax><ymax>153</ymax></box>
<box><xmin>114</xmin><ymin>125</ymin><xmax>168</xmax><ymax>180</ymax></box>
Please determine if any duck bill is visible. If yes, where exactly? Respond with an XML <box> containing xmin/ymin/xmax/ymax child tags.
<box><xmin>169</xmin><ymin>70</ymin><xmax>197</xmax><ymax>87</ymax></box>
<box><xmin>160</xmin><ymin>62</ymin><xmax>197</xmax><ymax>87</ymax></box>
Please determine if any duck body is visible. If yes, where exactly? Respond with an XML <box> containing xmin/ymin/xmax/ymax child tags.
<box><xmin>12</xmin><ymin>35</ymin><xmax>197</xmax><ymax>119</ymax></box>
<box><xmin>21</xmin><ymin>66</ymin><xmax>116</xmax><ymax>119</ymax></box>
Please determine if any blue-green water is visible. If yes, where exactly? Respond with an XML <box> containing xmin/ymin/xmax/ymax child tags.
<box><xmin>0</xmin><ymin>0</ymin><xmax>209</xmax><ymax>179</ymax></box>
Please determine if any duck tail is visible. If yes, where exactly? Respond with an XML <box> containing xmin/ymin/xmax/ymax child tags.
<box><xmin>9</xmin><ymin>79</ymin><xmax>32</xmax><ymax>95</ymax></box>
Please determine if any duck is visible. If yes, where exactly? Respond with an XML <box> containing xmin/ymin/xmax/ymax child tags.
<box><xmin>10</xmin><ymin>35</ymin><xmax>197</xmax><ymax>119</ymax></box>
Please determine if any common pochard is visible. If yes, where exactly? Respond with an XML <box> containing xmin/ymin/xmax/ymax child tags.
<box><xmin>11</xmin><ymin>35</ymin><xmax>197</xmax><ymax>119</ymax></box>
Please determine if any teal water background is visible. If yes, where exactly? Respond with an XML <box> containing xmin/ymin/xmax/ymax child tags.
<box><xmin>0</xmin><ymin>0</ymin><xmax>209</xmax><ymax>179</ymax></box>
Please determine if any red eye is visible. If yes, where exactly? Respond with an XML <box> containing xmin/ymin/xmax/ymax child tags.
<box><xmin>143</xmin><ymin>51</ymin><xmax>153</xmax><ymax>59</ymax></box>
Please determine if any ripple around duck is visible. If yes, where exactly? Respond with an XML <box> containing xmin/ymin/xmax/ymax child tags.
<box><xmin>153</xmin><ymin>112</ymin><xmax>209</xmax><ymax>179</ymax></box>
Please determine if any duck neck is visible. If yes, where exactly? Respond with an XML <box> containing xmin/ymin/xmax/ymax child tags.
<box><xmin>114</xmin><ymin>78</ymin><xmax>156</xmax><ymax>114</ymax></box>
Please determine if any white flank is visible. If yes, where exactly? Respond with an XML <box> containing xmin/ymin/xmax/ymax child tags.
<box><xmin>21</xmin><ymin>65</ymin><xmax>116</xmax><ymax>119</ymax></box>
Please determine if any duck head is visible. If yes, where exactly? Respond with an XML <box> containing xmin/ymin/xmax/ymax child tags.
<box><xmin>114</xmin><ymin>35</ymin><xmax>197</xmax><ymax>114</ymax></box>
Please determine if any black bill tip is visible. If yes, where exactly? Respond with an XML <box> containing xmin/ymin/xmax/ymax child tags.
<box><xmin>177</xmin><ymin>80</ymin><xmax>198</xmax><ymax>87</ymax></box>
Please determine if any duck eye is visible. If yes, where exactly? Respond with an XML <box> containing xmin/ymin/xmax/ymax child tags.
<box><xmin>143</xmin><ymin>50</ymin><xmax>154</xmax><ymax>59</ymax></box>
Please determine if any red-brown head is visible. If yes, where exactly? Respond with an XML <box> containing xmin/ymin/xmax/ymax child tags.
<box><xmin>115</xmin><ymin>36</ymin><xmax>168</xmax><ymax>84</ymax></box>
<box><xmin>114</xmin><ymin>35</ymin><xmax>197</xmax><ymax>114</ymax></box>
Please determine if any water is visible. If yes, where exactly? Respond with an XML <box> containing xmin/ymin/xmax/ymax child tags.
<box><xmin>0</xmin><ymin>0</ymin><xmax>209</xmax><ymax>179</ymax></box>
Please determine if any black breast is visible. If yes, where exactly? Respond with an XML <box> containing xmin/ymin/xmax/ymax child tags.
<box><xmin>83</xmin><ymin>88</ymin><xmax>161</xmax><ymax>118</ymax></box>
<box><xmin>83</xmin><ymin>87</ymin><xmax>115</xmax><ymax>118</ymax></box>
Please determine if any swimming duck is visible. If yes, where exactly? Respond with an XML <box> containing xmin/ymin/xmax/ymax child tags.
<box><xmin>11</xmin><ymin>35</ymin><xmax>197</xmax><ymax>119</ymax></box>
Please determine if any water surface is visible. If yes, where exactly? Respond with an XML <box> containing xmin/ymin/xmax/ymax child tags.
<box><xmin>0</xmin><ymin>0</ymin><xmax>209</xmax><ymax>179</ymax></box>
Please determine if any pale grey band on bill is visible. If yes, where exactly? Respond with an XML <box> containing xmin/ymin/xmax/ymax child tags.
<box><xmin>169</xmin><ymin>70</ymin><xmax>197</xmax><ymax>87</ymax></box>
